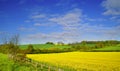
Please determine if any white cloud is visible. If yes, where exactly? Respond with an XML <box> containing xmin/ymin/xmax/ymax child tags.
<box><xmin>110</xmin><ymin>16</ymin><xmax>120</xmax><ymax>23</ymax></box>
<box><xmin>18</xmin><ymin>27</ymin><xmax>35</xmax><ymax>31</ymax></box>
<box><xmin>34</xmin><ymin>23</ymin><xmax>42</xmax><ymax>26</ymax></box>
<box><xmin>34</xmin><ymin>23</ymin><xmax>54</xmax><ymax>27</ymax></box>
<box><xmin>49</xmin><ymin>8</ymin><xmax>82</xmax><ymax>32</ymax></box>
<box><xmin>21</xmin><ymin>7</ymin><xmax>120</xmax><ymax>44</ymax></box>
<box><xmin>49</xmin><ymin>8</ymin><xmax>108</xmax><ymax>34</ymax></box>
<box><xmin>84</xmin><ymin>16</ymin><xmax>106</xmax><ymax>22</ymax></box>
<box><xmin>102</xmin><ymin>0</ymin><xmax>120</xmax><ymax>15</ymax></box>
<box><xmin>23</xmin><ymin>31</ymin><xmax>81</xmax><ymax>43</ymax></box>
<box><xmin>102</xmin><ymin>0</ymin><xmax>120</xmax><ymax>24</ymax></box>
<box><xmin>31</xmin><ymin>14</ymin><xmax>46</xmax><ymax>19</ymax></box>
<box><xmin>30</xmin><ymin>8</ymin><xmax>119</xmax><ymax>43</ymax></box>
<box><xmin>102</xmin><ymin>26</ymin><xmax>120</xmax><ymax>39</ymax></box>
<box><xmin>25</xmin><ymin>8</ymin><xmax>84</xmax><ymax>43</ymax></box>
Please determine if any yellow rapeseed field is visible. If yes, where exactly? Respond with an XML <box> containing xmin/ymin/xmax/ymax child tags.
<box><xmin>27</xmin><ymin>52</ymin><xmax>120</xmax><ymax>71</ymax></box>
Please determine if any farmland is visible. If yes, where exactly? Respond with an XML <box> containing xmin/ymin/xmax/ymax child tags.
<box><xmin>27</xmin><ymin>52</ymin><xmax>120</xmax><ymax>71</ymax></box>
<box><xmin>19</xmin><ymin>41</ymin><xmax>120</xmax><ymax>53</ymax></box>
<box><xmin>1</xmin><ymin>40</ymin><xmax>120</xmax><ymax>71</ymax></box>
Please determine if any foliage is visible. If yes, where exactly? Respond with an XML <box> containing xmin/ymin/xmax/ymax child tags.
<box><xmin>18</xmin><ymin>40</ymin><xmax>120</xmax><ymax>54</ymax></box>
<box><xmin>0</xmin><ymin>53</ymin><xmax>56</xmax><ymax>71</ymax></box>
<box><xmin>46</xmin><ymin>42</ymin><xmax>54</xmax><ymax>45</ymax></box>
<box><xmin>93</xmin><ymin>44</ymin><xmax>120</xmax><ymax>52</ymax></box>
<box><xmin>69</xmin><ymin>40</ymin><xmax>120</xmax><ymax>52</ymax></box>
<box><xmin>26</xmin><ymin>44</ymin><xmax>35</xmax><ymax>54</ymax></box>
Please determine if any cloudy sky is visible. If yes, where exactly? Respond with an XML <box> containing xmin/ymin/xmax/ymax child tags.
<box><xmin>0</xmin><ymin>0</ymin><xmax>120</xmax><ymax>44</ymax></box>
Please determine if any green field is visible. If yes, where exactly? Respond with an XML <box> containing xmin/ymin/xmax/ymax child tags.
<box><xmin>19</xmin><ymin>44</ymin><xmax>71</xmax><ymax>49</ymax></box>
<box><xmin>93</xmin><ymin>44</ymin><xmax>120</xmax><ymax>51</ymax></box>
<box><xmin>19</xmin><ymin>44</ymin><xmax>96</xmax><ymax>49</ymax></box>
<box><xmin>19</xmin><ymin>44</ymin><xmax>120</xmax><ymax>51</ymax></box>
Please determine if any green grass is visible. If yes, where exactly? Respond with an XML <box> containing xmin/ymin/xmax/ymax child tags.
<box><xmin>19</xmin><ymin>44</ymin><xmax>71</xmax><ymax>49</ymax></box>
<box><xmin>0</xmin><ymin>53</ymin><xmax>14</xmax><ymax>71</ymax></box>
<box><xmin>0</xmin><ymin>53</ymin><xmax>65</xmax><ymax>71</ymax></box>
<box><xmin>93</xmin><ymin>44</ymin><xmax>120</xmax><ymax>51</ymax></box>
<box><xmin>95</xmin><ymin>46</ymin><xmax>120</xmax><ymax>50</ymax></box>
<box><xmin>0</xmin><ymin>53</ymin><xmax>44</xmax><ymax>71</ymax></box>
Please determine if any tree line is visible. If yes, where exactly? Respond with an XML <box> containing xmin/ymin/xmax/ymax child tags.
<box><xmin>21</xmin><ymin>40</ymin><xmax>120</xmax><ymax>54</ymax></box>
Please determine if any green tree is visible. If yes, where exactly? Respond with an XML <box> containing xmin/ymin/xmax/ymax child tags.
<box><xmin>27</xmin><ymin>44</ymin><xmax>34</xmax><ymax>54</ymax></box>
<box><xmin>81</xmin><ymin>41</ymin><xmax>87</xmax><ymax>45</ymax></box>
<box><xmin>46</xmin><ymin>42</ymin><xmax>54</xmax><ymax>45</ymax></box>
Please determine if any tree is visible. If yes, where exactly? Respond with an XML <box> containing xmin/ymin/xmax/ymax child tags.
<box><xmin>0</xmin><ymin>34</ymin><xmax>25</xmax><ymax>61</ymax></box>
<box><xmin>26</xmin><ymin>44</ymin><xmax>34</xmax><ymax>54</ymax></box>
<box><xmin>46</xmin><ymin>42</ymin><xmax>54</xmax><ymax>45</ymax></box>
<box><xmin>96</xmin><ymin>42</ymin><xmax>104</xmax><ymax>48</ymax></box>
<box><xmin>9</xmin><ymin>34</ymin><xmax>19</xmax><ymax>46</ymax></box>
<box><xmin>7</xmin><ymin>34</ymin><xmax>20</xmax><ymax>60</ymax></box>
<box><xmin>81</xmin><ymin>41</ymin><xmax>87</xmax><ymax>45</ymax></box>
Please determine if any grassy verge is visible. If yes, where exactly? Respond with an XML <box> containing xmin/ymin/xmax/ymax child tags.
<box><xmin>0</xmin><ymin>53</ymin><xmax>56</xmax><ymax>71</ymax></box>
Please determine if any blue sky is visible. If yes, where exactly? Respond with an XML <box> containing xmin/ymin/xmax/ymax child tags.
<box><xmin>0</xmin><ymin>0</ymin><xmax>120</xmax><ymax>44</ymax></box>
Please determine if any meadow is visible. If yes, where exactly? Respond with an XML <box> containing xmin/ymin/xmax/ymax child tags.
<box><xmin>27</xmin><ymin>52</ymin><xmax>120</xmax><ymax>71</ymax></box>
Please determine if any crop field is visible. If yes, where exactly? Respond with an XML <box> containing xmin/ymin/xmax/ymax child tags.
<box><xmin>27</xmin><ymin>52</ymin><xmax>120</xmax><ymax>71</ymax></box>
